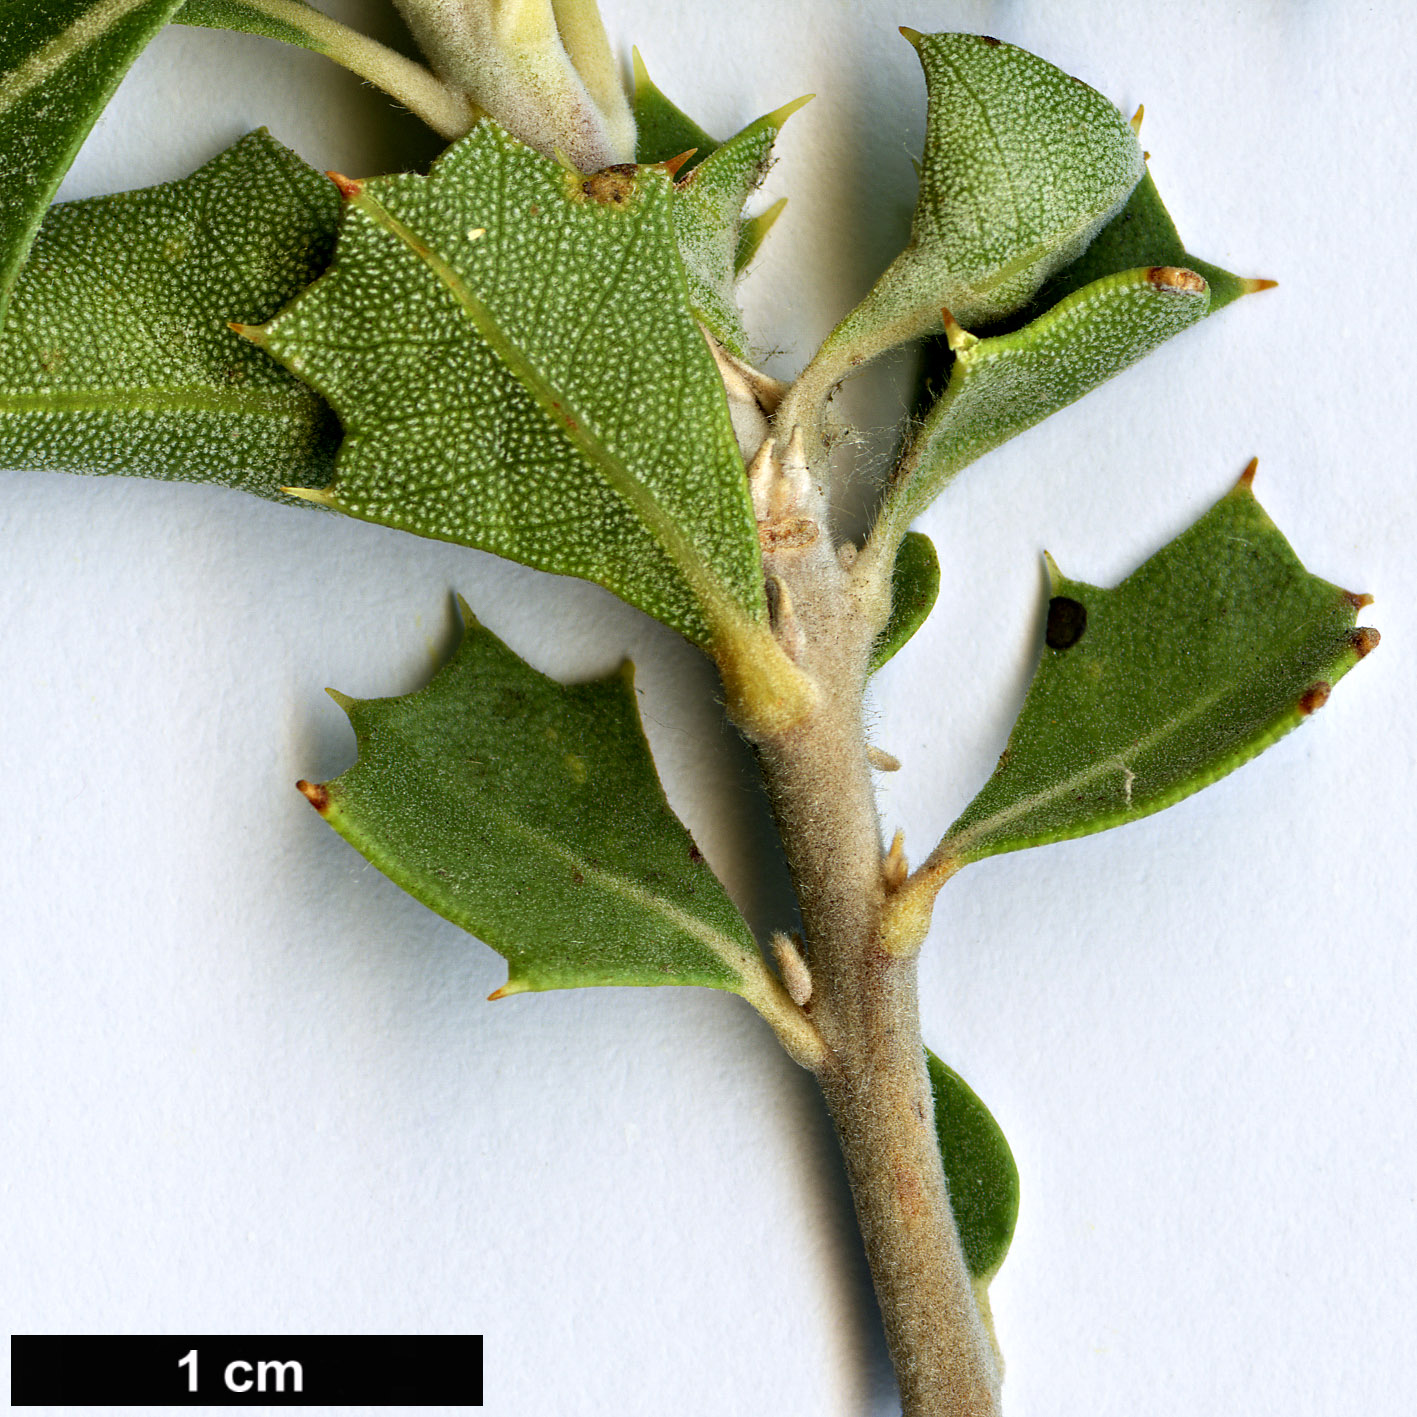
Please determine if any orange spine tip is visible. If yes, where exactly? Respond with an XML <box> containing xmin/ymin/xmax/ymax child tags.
<box><xmin>487</xmin><ymin>985</ymin><xmax>511</xmax><ymax>1002</ymax></box>
<box><xmin>1241</xmin><ymin>277</ymin><xmax>1279</xmax><ymax>295</ymax></box>
<box><xmin>228</xmin><ymin>320</ymin><xmax>262</xmax><ymax>344</ymax></box>
<box><xmin>326</xmin><ymin>171</ymin><xmax>363</xmax><ymax>201</ymax></box>
<box><xmin>658</xmin><ymin>148</ymin><xmax>697</xmax><ymax>178</ymax></box>
<box><xmin>1345</xmin><ymin>590</ymin><xmax>1376</xmax><ymax>610</ymax></box>
<box><xmin>1238</xmin><ymin>457</ymin><xmax>1259</xmax><ymax>489</ymax></box>
<box><xmin>296</xmin><ymin>779</ymin><xmax>330</xmax><ymax>812</ymax></box>
<box><xmin>899</xmin><ymin>25</ymin><xmax>924</xmax><ymax>45</ymax></box>
<box><xmin>1130</xmin><ymin>104</ymin><xmax>1145</xmax><ymax>135</ymax></box>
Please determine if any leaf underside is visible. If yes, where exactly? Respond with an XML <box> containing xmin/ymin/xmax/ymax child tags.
<box><xmin>175</xmin><ymin>0</ymin><xmax>322</xmax><ymax>52</ymax></box>
<box><xmin>259</xmin><ymin>121</ymin><xmax>765</xmax><ymax>647</ymax></box>
<box><xmin>885</xmin><ymin>266</ymin><xmax>1212</xmax><ymax>535</ymax></box>
<box><xmin>0</xmin><ymin>0</ymin><xmax>190</xmax><ymax>328</ymax></box>
<box><xmin>942</xmin><ymin>474</ymin><xmax>1377</xmax><ymax>864</ymax></box>
<box><xmin>927</xmin><ymin>1049</ymin><xmax>1019</xmax><ymax>1284</ymax></box>
<box><xmin>870</xmin><ymin>530</ymin><xmax>940</xmax><ymax>673</ymax></box>
<box><xmin>306</xmin><ymin>599</ymin><xmax>763</xmax><ymax>997</ymax></box>
<box><xmin>0</xmin><ymin>129</ymin><xmax>340</xmax><ymax>499</ymax></box>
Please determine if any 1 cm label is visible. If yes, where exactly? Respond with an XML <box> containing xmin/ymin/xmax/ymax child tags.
<box><xmin>178</xmin><ymin>1347</ymin><xmax>303</xmax><ymax>1395</ymax></box>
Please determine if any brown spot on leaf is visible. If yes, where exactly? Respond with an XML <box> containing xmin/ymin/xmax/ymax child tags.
<box><xmin>581</xmin><ymin>165</ymin><xmax>639</xmax><ymax>204</ymax></box>
<box><xmin>571</xmin><ymin>869</ymin><xmax>585</xmax><ymax>885</ymax></box>
<box><xmin>1046</xmin><ymin>596</ymin><xmax>1088</xmax><ymax>649</ymax></box>
<box><xmin>980</xmin><ymin>35</ymin><xmax>1002</xmax><ymax>46</ymax></box>
<box><xmin>296</xmin><ymin>779</ymin><xmax>330</xmax><ymax>813</ymax></box>
<box><xmin>687</xmin><ymin>842</ymin><xmax>704</xmax><ymax>864</ymax></box>
<box><xmin>1146</xmin><ymin>266</ymin><xmax>1207</xmax><ymax>294</ymax></box>
<box><xmin>1351</xmin><ymin>627</ymin><xmax>1380</xmax><ymax>659</ymax></box>
<box><xmin>1298</xmin><ymin>682</ymin><xmax>1331</xmax><ymax>716</ymax></box>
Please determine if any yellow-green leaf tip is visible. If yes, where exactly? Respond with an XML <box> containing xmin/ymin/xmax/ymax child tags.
<box><xmin>765</xmin><ymin>94</ymin><xmax>814</xmax><ymax>128</ymax></box>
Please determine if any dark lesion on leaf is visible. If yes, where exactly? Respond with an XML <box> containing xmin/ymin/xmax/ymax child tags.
<box><xmin>1351</xmin><ymin>627</ymin><xmax>1381</xmax><ymax>659</ymax></box>
<box><xmin>296</xmin><ymin>779</ymin><xmax>331</xmax><ymax>813</ymax></box>
<box><xmin>1298</xmin><ymin>682</ymin><xmax>1332</xmax><ymax>716</ymax></box>
<box><xmin>580</xmin><ymin>165</ymin><xmax>640</xmax><ymax>205</ymax></box>
<box><xmin>1045</xmin><ymin>596</ymin><xmax>1088</xmax><ymax>650</ymax></box>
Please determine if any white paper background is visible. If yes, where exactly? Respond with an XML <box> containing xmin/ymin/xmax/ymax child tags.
<box><xmin>3</xmin><ymin>2</ymin><xmax>1414</xmax><ymax>1414</ymax></box>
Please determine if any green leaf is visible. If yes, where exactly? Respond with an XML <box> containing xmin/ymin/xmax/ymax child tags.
<box><xmin>0</xmin><ymin>129</ymin><xmax>340</xmax><ymax>499</ymax></box>
<box><xmin>869</xmin><ymin>530</ymin><xmax>940</xmax><ymax>674</ymax></box>
<box><xmin>734</xmin><ymin>196</ymin><xmax>786</xmax><ymax>275</ymax></box>
<box><xmin>672</xmin><ymin>96</ymin><xmax>809</xmax><ymax>359</ymax></box>
<box><xmin>937</xmin><ymin>471</ymin><xmax>1379</xmax><ymax>867</ymax></box>
<box><xmin>875</xmin><ymin>266</ymin><xmax>1211</xmax><ymax>546</ymax></box>
<box><xmin>631</xmin><ymin>46</ymin><xmax>718</xmax><ymax>170</ymax></box>
<box><xmin>175</xmin><ymin>0</ymin><xmax>320</xmax><ymax>52</ymax></box>
<box><xmin>813</xmin><ymin>33</ymin><xmax>1144</xmax><ymax>382</ymax></box>
<box><xmin>927</xmin><ymin>1049</ymin><xmax>1019</xmax><ymax>1285</ymax></box>
<box><xmin>302</xmin><ymin>598</ymin><xmax>768</xmax><ymax>998</ymax></box>
<box><xmin>256</xmin><ymin>122</ymin><xmax>766</xmax><ymax>649</ymax></box>
<box><xmin>0</xmin><ymin>0</ymin><xmax>190</xmax><ymax>328</ymax></box>
<box><xmin>1024</xmin><ymin>168</ymin><xmax>1268</xmax><ymax>323</ymax></box>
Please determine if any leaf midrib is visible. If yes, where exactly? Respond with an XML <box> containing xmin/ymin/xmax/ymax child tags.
<box><xmin>942</xmin><ymin>607</ymin><xmax>1342</xmax><ymax>860</ymax></box>
<box><xmin>350</xmin><ymin>186</ymin><xmax>743</xmax><ymax>637</ymax></box>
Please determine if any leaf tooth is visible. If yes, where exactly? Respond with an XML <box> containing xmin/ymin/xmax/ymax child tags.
<box><xmin>1237</xmin><ymin>456</ymin><xmax>1259</xmax><ymax>490</ymax></box>
<box><xmin>1042</xmin><ymin>550</ymin><xmax>1064</xmax><ymax>591</ymax></box>
<box><xmin>1350</xmin><ymin>626</ymin><xmax>1381</xmax><ymax>660</ymax></box>
<box><xmin>278</xmin><ymin>484</ymin><xmax>339</xmax><ymax>508</ymax></box>
<box><xmin>325</xmin><ymin>687</ymin><xmax>357</xmax><ymax>712</ymax></box>
<box><xmin>1239</xmin><ymin>276</ymin><xmax>1279</xmax><ymax>295</ymax></box>
<box><xmin>296</xmin><ymin>779</ymin><xmax>332</xmax><ymax>813</ymax></box>
<box><xmin>326</xmin><ymin>171</ymin><xmax>364</xmax><ymax>202</ymax></box>
<box><xmin>940</xmin><ymin>307</ymin><xmax>978</xmax><ymax>354</ymax></box>
<box><xmin>659</xmin><ymin>148</ymin><xmax>698</xmax><ymax>178</ymax></box>
<box><xmin>1129</xmin><ymin>104</ymin><xmax>1145</xmax><ymax>136</ymax></box>
<box><xmin>1344</xmin><ymin>589</ymin><xmax>1375</xmax><ymax>611</ymax></box>
<box><xmin>764</xmin><ymin>93</ymin><xmax>815</xmax><ymax>129</ymax></box>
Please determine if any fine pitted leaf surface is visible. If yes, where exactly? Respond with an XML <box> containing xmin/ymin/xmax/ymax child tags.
<box><xmin>1023</xmin><ymin>168</ymin><xmax>1258</xmax><ymax>323</ymax></box>
<box><xmin>820</xmin><ymin>32</ymin><xmax>1144</xmax><ymax>372</ymax></box>
<box><xmin>670</xmin><ymin>97</ymin><xmax>808</xmax><ymax>359</ymax></box>
<box><xmin>257</xmin><ymin>121</ymin><xmax>765</xmax><ymax>648</ymax></box>
<box><xmin>870</xmin><ymin>530</ymin><xmax>940</xmax><ymax>673</ymax></box>
<box><xmin>303</xmin><ymin>600</ymin><xmax>766</xmax><ymax>997</ymax></box>
<box><xmin>175</xmin><ymin>0</ymin><xmax>322</xmax><ymax>52</ymax></box>
<box><xmin>939</xmin><ymin>473</ymin><xmax>1378</xmax><ymax>865</ymax></box>
<box><xmin>927</xmin><ymin>1050</ymin><xmax>1019</xmax><ymax>1285</ymax></box>
<box><xmin>0</xmin><ymin>0</ymin><xmax>189</xmax><ymax>328</ymax></box>
<box><xmin>875</xmin><ymin>266</ymin><xmax>1211</xmax><ymax>544</ymax></box>
<box><xmin>0</xmin><ymin>130</ymin><xmax>340</xmax><ymax>498</ymax></box>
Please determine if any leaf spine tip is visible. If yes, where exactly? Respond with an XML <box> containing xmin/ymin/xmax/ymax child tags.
<box><xmin>279</xmin><ymin>484</ymin><xmax>338</xmax><ymax>507</ymax></box>
<box><xmin>296</xmin><ymin>779</ymin><xmax>331</xmax><ymax>812</ymax></box>
<box><xmin>228</xmin><ymin>320</ymin><xmax>261</xmax><ymax>344</ymax></box>
<box><xmin>1130</xmin><ymin>104</ymin><xmax>1145</xmax><ymax>135</ymax></box>
<box><xmin>940</xmin><ymin>308</ymin><xmax>977</xmax><ymax>353</ymax></box>
<box><xmin>1351</xmin><ymin>626</ymin><xmax>1380</xmax><ymax>659</ymax></box>
<box><xmin>898</xmin><ymin>25</ymin><xmax>924</xmax><ymax>46</ymax></box>
<box><xmin>487</xmin><ymin>983</ymin><xmax>515</xmax><ymax>1001</ymax></box>
<box><xmin>326</xmin><ymin>171</ymin><xmax>363</xmax><ymax>201</ymax></box>
<box><xmin>658</xmin><ymin>148</ymin><xmax>697</xmax><ymax>178</ymax></box>
<box><xmin>1240</xmin><ymin>277</ymin><xmax>1279</xmax><ymax>295</ymax></box>
<box><xmin>766</xmin><ymin>94</ymin><xmax>815</xmax><ymax>128</ymax></box>
<box><xmin>1042</xmin><ymin>549</ymin><xmax>1063</xmax><ymax>589</ymax></box>
<box><xmin>1237</xmin><ymin>457</ymin><xmax>1259</xmax><ymax>490</ymax></box>
<box><xmin>1344</xmin><ymin>588</ymin><xmax>1375</xmax><ymax>611</ymax></box>
<box><xmin>325</xmin><ymin>686</ymin><xmax>356</xmax><ymax>710</ymax></box>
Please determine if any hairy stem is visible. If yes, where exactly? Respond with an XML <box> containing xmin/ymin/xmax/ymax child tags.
<box><xmin>736</xmin><ymin>433</ymin><xmax>1001</xmax><ymax>1416</ymax></box>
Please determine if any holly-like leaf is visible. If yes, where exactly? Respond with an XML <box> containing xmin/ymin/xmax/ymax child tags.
<box><xmin>300</xmin><ymin>598</ymin><xmax>769</xmax><ymax>999</ymax></box>
<box><xmin>0</xmin><ymin>130</ymin><xmax>340</xmax><ymax>499</ymax></box>
<box><xmin>927</xmin><ymin>1049</ymin><xmax>1019</xmax><ymax>1285</ymax></box>
<box><xmin>0</xmin><ymin>0</ymin><xmax>189</xmax><ymax>328</ymax></box>
<box><xmin>631</xmin><ymin>46</ymin><xmax>717</xmax><ymax>170</ymax></box>
<box><xmin>870</xmin><ymin>530</ymin><xmax>940</xmax><ymax>674</ymax></box>
<box><xmin>1024</xmin><ymin>168</ymin><xmax>1268</xmax><ymax>323</ymax></box>
<box><xmin>936</xmin><ymin>469</ymin><xmax>1379</xmax><ymax>867</ymax></box>
<box><xmin>873</xmin><ymin>266</ymin><xmax>1211</xmax><ymax>549</ymax></box>
<box><xmin>255</xmin><ymin>122</ymin><xmax>766</xmax><ymax>649</ymax></box>
<box><xmin>811</xmin><ymin>32</ymin><xmax>1144</xmax><ymax>385</ymax></box>
<box><xmin>672</xmin><ymin>96</ymin><xmax>809</xmax><ymax>358</ymax></box>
